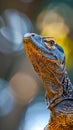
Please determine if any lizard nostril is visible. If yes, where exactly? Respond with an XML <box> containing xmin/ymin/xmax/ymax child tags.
<box><xmin>31</xmin><ymin>34</ymin><xmax>35</xmax><ymax>37</ymax></box>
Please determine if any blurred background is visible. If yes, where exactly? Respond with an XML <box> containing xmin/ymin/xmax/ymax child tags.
<box><xmin>0</xmin><ymin>0</ymin><xmax>73</xmax><ymax>130</ymax></box>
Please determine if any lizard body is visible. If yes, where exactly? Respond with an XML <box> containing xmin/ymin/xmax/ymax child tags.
<box><xmin>24</xmin><ymin>33</ymin><xmax>73</xmax><ymax>130</ymax></box>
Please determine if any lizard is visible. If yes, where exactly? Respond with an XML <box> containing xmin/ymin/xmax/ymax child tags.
<box><xmin>23</xmin><ymin>33</ymin><xmax>73</xmax><ymax>130</ymax></box>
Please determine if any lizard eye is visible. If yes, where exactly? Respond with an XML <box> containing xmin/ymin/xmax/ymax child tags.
<box><xmin>48</xmin><ymin>40</ymin><xmax>55</xmax><ymax>45</ymax></box>
<box><xmin>43</xmin><ymin>39</ymin><xmax>56</xmax><ymax>49</ymax></box>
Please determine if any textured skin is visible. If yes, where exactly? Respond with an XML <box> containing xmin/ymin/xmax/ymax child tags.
<box><xmin>23</xmin><ymin>33</ymin><xmax>73</xmax><ymax>130</ymax></box>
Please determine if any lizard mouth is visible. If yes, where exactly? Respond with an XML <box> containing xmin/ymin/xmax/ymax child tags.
<box><xmin>24</xmin><ymin>33</ymin><xmax>65</xmax><ymax>70</ymax></box>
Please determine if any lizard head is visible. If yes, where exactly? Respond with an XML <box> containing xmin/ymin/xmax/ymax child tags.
<box><xmin>23</xmin><ymin>33</ymin><xmax>66</xmax><ymax>105</ymax></box>
<box><xmin>24</xmin><ymin>33</ymin><xmax>65</xmax><ymax>75</ymax></box>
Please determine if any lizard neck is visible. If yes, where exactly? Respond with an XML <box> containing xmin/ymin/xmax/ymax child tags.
<box><xmin>43</xmin><ymin>69</ymin><xmax>73</xmax><ymax>110</ymax></box>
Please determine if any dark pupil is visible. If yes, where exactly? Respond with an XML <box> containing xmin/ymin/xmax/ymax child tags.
<box><xmin>49</xmin><ymin>40</ymin><xmax>55</xmax><ymax>45</ymax></box>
